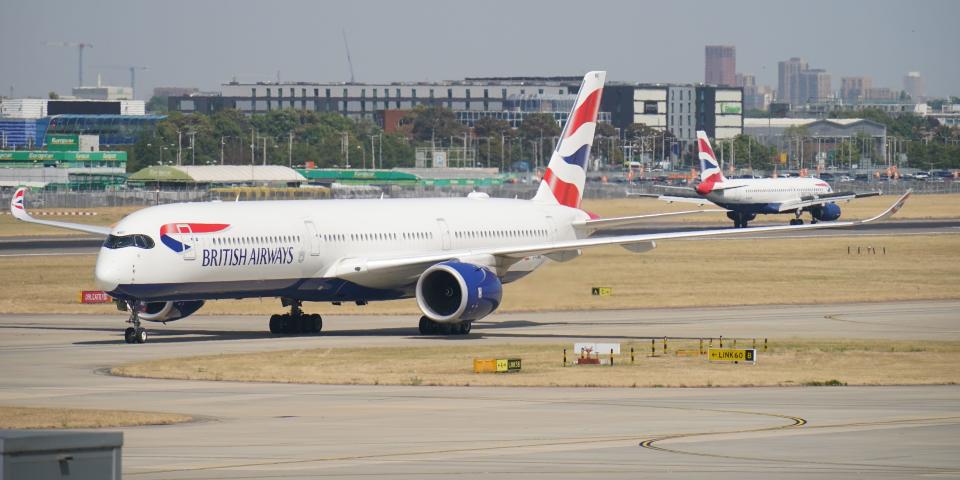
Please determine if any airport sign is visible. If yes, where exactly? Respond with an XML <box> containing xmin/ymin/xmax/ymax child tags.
<box><xmin>591</xmin><ymin>286</ymin><xmax>612</xmax><ymax>296</ymax></box>
<box><xmin>708</xmin><ymin>348</ymin><xmax>756</xmax><ymax>364</ymax></box>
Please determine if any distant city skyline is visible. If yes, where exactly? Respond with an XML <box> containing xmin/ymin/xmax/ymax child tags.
<box><xmin>1</xmin><ymin>0</ymin><xmax>958</xmax><ymax>101</ymax></box>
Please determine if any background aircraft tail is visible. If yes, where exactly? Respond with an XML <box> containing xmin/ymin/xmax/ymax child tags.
<box><xmin>695</xmin><ymin>131</ymin><xmax>727</xmax><ymax>195</ymax></box>
<box><xmin>532</xmin><ymin>71</ymin><xmax>606</xmax><ymax>208</ymax></box>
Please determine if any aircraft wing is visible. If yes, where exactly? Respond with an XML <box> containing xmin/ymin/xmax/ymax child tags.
<box><xmin>334</xmin><ymin>190</ymin><xmax>911</xmax><ymax>281</ymax></box>
<box><xmin>8</xmin><ymin>187</ymin><xmax>111</xmax><ymax>236</ymax></box>
<box><xmin>572</xmin><ymin>209</ymin><xmax>727</xmax><ymax>234</ymax></box>
<box><xmin>776</xmin><ymin>190</ymin><xmax>882</xmax><ymax>212</ymax></box>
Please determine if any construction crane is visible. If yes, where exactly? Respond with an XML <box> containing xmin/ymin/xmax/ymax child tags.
<box><xmin>94</xmin><ymin>65</ymin><xmax>149</xmax><ymax>99</ymax></box>
<box><xmin>341</xmin><ymin>29</ymin><xmax>356</xmax><ymax>83</ymax></box>
<box><xmin>45</xmin><ymin>41</ymin><xmax>93</xmax><ymax>86</ymax></box>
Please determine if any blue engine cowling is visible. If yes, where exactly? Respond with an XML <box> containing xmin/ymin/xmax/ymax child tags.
<box><xmin>416</xmin><ymin>261</ymin><xmax>502</xmax><ymax>323</ymax></box>
<box><xmin>726</xmin><ymin>211</ymin><xmax>757</xmax><ymax>222</ymax></box>
<box><xmin>139</xmin><ymin>300</ymin><xmax>205</xmax><ymax>323</ymax></box>
<box><xmin>811</xmin><ymin>203</ymin><xmax>842</xmax><ymax>221</ymax></box>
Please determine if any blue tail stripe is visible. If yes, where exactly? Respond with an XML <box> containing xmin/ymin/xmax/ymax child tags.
<box><xmin>561</xmin><ymin>144</ymin><xmax>590</xmax><ymax>168</ymax></box>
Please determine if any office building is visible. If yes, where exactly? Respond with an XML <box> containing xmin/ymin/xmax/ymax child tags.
<box><xmin>705</xmin><ymin>45</ymin><xmax>736</xmax><ymax>86</ymax></box>
<box><xmin>903</xmin><ymin>72</ymin><xmax>925</xmax><ymax>102</ymax></box>
<box><xmin>777</xmin><ymin>57</ymin><xmax>808</xmax><ymax>106</ymax></box>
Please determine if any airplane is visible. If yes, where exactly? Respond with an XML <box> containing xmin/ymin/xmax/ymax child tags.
<box><xmin>8</xmin><ymin>71</ymin><xmax>912</xmax><ymax>344</ymax></box>
<box><xmin>639</xmin><ymin>131</ymin><xmax>880</xmax><ymax>228</ymax></box>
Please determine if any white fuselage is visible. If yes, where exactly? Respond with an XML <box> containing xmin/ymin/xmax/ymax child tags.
<box><xmin>705</xmin><ymin>177</ymin><xmax>833</xmax><ymax>207</ymax></box>
<box><xmin>96</xmin><ymin>197</ymin><xmax>590</xmax><ymax>302</ymax></box>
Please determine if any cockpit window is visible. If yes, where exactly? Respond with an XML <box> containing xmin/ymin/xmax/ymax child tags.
<box><xmin>104</xmin><ymin>234</ymin><xmax>155</xmax><ymax>250</ymax></box>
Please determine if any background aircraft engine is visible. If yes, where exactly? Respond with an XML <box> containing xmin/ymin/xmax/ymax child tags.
<box><xmin>416</xmin><ymin>261</ymin><xmax>502</xmax><ymax>323</ymax></box>
<box><xmin>139</xmin><ymin>300</ymin><xmax>205</xmax><ymax>323</ymax></box>
<box><xmin>811</xmin><ymin>203</ymin><xmax>842</xmax><ymax>221</ymax></box>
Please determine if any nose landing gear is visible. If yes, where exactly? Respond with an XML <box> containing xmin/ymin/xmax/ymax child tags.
<box><xmin>269</xmin><ymin>298</ymin><xmax>323</xmax><ymax>335</ymax></box>
<box><xmin>123</xmin><ymin>303</ymin><xmax>147</xmax><ymax>344</ymax></box>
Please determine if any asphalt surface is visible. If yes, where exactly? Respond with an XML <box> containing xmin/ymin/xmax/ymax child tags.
<box><xmin>1</xmin><ymin>219</ymin><xmax>958</xmax><ymax>256</ymax></box>
<box><xmin>1</xmin><ymin>301</ymin><xmax>959</xmax><ymax>478</ymax></box>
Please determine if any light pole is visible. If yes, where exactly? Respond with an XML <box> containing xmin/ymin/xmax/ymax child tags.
<box><xmin>288</xmin><ymin>132</ymin><xmax>293</xmax><ymax>168</ymax></box>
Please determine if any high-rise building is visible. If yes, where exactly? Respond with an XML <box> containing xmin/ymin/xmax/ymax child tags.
<box><xmin>736</xmin><ymin>73</ymin><xmax>771</xmax><ymax>111</ymax></box>
<box><xmin>777</xmin><ymin>57</ymin><xmax>807</xmax><ymax>106</ymax></box>
<box><xmin>840</xmin><ymin>77</ymin><xmax>872</xmax><ymax>103</ymax></box>
<box><xmin>798</xmin><ymin>69</ymin><xmax>832</xmax><ymax>104</ymax></box>
<box><xmin>903</xmin><ymin>72</ymin><xmax>925</xmax><ymax>102</ymax></box>
<box><xmin>705</xmin><ymin>45</ymin><xmax>736</xmax><ymax>86</ymax></box>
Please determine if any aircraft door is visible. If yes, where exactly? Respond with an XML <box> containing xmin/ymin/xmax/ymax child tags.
<box><xmin>304</xmin><ymin>220</ymin><xmax>321</xmax><ymax>256</ymax></box>
<box><xmin>436</xmin><ymin>218</ymin><xmax>451</xmax><ymax>250</ymax></box>
<box><xmin>174</xmin><ymin>224</ymin><xmax>196</xmax><ymax>261</ymax></box>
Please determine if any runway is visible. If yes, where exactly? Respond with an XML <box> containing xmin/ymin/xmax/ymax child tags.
<box><xmin>0</xmin><ymin>219</ymin><xmax>957</xmax><ymax>256</ymax></box>
<box><xmin>1</xmin><ymin>301</ymin><xmax>959</xmax><ymax>478</ymax></box>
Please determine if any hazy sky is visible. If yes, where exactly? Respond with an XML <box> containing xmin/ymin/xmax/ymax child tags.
<box><xmin>1</xmin><ymin>0</ymin><xmax>957</xmax><ymax>100</ymax></box>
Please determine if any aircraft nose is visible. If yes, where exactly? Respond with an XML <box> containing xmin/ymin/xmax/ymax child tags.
<box><xmin>94</xmin><ymin>253</ymin><xmax>121</xmax><ymax>292</ymax></box>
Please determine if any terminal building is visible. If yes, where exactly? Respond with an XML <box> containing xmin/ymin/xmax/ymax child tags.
<box><xmin>168</xmin><ymin>77</ymin><xmax>743</xmax><ymax>142</ymax></box>
<box><xmin>601</xmin><ymin>84</ymin><xmax>744</xmax><ymax>141</ymax></box>
<box><xmin>0</xmin><ymin>98</ymin><xmax>161</xmax><ymax>148</ymax></box>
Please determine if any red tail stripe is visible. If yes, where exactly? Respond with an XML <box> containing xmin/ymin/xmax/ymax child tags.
<box><xmin>698</xmin><ymin>137</ymin><xmax>717</xmax><ymax>162</ymax></box>
<box><xmin>543</xmin><ymin>168</ymin><xmax>581</xmax><ymax>208</ymax></box>
<box><xmin>564</xmin><ymin>89</ymin><xmax>602</xmax><ymax>139</ymax></box>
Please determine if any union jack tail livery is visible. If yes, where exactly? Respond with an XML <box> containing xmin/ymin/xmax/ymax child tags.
<box><xmin>533</xmin><ymin>71</ymin><xmax>606</xmax><ymax>209</ymax></box>
<box><xmin>695</xmin><ymin>131</ymin><xmax>727</xmax><ymax>195</ymax></box>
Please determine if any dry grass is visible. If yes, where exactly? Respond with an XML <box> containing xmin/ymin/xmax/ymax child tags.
<box><xmin>111</xmin><ymin>339</ymin><xmax>960</xmax><ymax>388</ymax></box>
<box><xmin>582</xmin><ymin>192</ymin><xmax>960</xmax><ymax>223</ymax></box>
<box><xmin>2</xmin><ymin>234</ymin><xmax>958</xmax><ymax>314</ymax></box>
<box><xmin>0</xmin><ymin>405</ymin><xmax>191</xmax><ymax>429</ymax></box>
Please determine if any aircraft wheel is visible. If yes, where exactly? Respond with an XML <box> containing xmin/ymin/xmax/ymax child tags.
<box><xmin>269</xmin><ymin>314</ymin><xmax>282</xmax><ymax>334</ymax></box>
<box><xmin>124</xmin><ymin>327</ymin><xmax>136</xmax><ymax>344</ymax></box>
<box><xmin>459</xmin><ymin>322</ymin><xmax>472</xmax><ymax>335</ymax></box>
<box><xmin>419</xmin><ymin>316</ymin><xmax>432</xmax><ymax>335</ymax></box>
<box><xmin>134</xmin><ymin>328</ymin><xmax>147</xmax><ymax>344</ymax></box>
<box><xmin>310</xmin><ymin>314</ymin><xmax>323</xmax><ymax>333</ymax></box>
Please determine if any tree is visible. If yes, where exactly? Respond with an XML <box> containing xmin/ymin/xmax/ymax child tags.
<box><xmin>409</xmin><ymin>105</ymin><xmax>464</xmax><ymax>143</ymax></box>
<box><xmin>145</xmin><ymin>96</ymin><xmax>168</xmax><ymax>113</ymax></box>
<box><xmin>47</xmin><ymin>91</ymin><xmax>59</xmax><ymax>99</ymax></box>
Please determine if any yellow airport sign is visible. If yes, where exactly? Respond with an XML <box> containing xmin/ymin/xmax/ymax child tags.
<box><xmin>708</xmin><ymin>348</ymin><xmax>756</xmax><ymax>364</ymax></box>
<box><xmin>474</xmin><ymin>358</ymin><xmax>521</xmax><ymax>373</ymax></box>
<box><xmin>591</xmin><ymin>287</ymin><xmax>612</xmax><ymax>296</ymax></box>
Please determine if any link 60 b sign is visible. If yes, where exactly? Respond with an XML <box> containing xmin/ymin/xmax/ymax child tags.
<box><xmin>708</xmin><ymin>348</ymin><xmax>756</xmax><ymax>365</ymax></box>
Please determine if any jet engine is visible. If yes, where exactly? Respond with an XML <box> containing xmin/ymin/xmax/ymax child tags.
<box><xmin>139</xmin><ymin>300</ymin><xmax>205</xmax><ymax>323</ymax></box>
<box><xmin>416</xmin><ymin>261</ymin><xmax>502</xmax><ymax>323</ymax></box>
<box><xmin>811</xmin><ymin>203</ymin><xmax>842</xmax><ymax>222</ymax></box>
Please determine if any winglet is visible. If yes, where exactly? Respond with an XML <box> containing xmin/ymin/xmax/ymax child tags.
<box><xmin>10</xmin><ymin>187</ymin><xmax>31</xmax><ymax>222</ymax></box>
<box><xmin>858</xmin><ymin>189</ymin><xmax>911</xmax><ymax>224</ymax></box>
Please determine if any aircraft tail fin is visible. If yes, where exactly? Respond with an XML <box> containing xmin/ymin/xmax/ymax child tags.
<box><xmin>532</xmin><ymin>71</ymin><xmax>606</xmax><ymax>208</ymax></box>
<box><xmin>695</xmin><ymin>130</ymin><xmax>727</xmax><ymax>195</ymax></box>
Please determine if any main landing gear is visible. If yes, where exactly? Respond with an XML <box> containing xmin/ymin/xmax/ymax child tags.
<box><xmin>790</xmin><ymin>210</ymin><xmax>805</xmax><ymax>226</ymax></box>
<box><xmin>418</xmin><ymin>316</ymin><xmax>471</xmax><ymax>336</ymax></box>
<box><xmin>123</xmin><ymin>303</ymin><xmax>147</xmax><ymax>344</ymax></box>
<box><xmin>269</xmin><ymin>299</ymin><xmax>322</xmax><ymax>335</ymax></box>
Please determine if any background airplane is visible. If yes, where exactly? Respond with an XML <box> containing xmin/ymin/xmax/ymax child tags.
<box><xmin>640</xmin><ymin>131</ymin><xmax>880</xmax><ymax>228</ymax></box>
<box><xmin>9</xmin><ymin>72</ymin><xmax>911</xmax><ymax>343</ymax></box>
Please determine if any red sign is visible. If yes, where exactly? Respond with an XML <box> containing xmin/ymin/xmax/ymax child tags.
<box><xmin>80</xmin><ymin>291</ymin><xmax>112</xmax><ymax>304</ymax></box>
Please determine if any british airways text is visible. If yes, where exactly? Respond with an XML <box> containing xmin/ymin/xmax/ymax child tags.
<box><xmin>201</xmin><ymin>246</ymin><xmax>295</xmax><ymax>267</ymax></box>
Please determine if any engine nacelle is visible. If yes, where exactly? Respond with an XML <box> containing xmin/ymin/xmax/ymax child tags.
<box><xmin>811</xmin><ymin>203</ymin><xmax>842</xmax><ymax>221</ymax></box>
<box><xmin>139</xmin><ymin>300</ymin><xmax>205</xmax><ymax>323</ymax></box>
<box><xmin>416</xmin><ymin>261</ymin><xmax>502</xmax><ymax>323</ymax></box>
